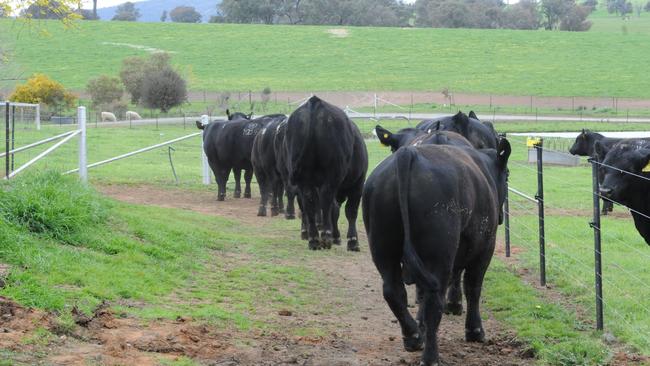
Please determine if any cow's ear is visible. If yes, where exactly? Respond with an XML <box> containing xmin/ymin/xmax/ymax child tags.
<box><xmin>634</xmin><ymin>149</ymin><xmax>650</xmax><ymax>173</ymax></box>
<box><xmin>469</xmin><ymin>111</ymin><xmax>479</xmax><ymax>120</ymax></box>
<box><xmin>497</xmin><ymin>138</ymin><xmax>511</xmax><ymax>167</ymax></box>
<box><xmin>452</xmin><ymin>111</ymin><xmax>470</xmax><ymax>134</ymax></box>
<box><xmin>226</xmin><ymin>109</ymin><xmax>232</xmax><ymax>119</ymax></box>
<box><xmin>594</xmin><ymin>141</ymin><xmax>610</xmax><ymax>160</ymax></box>
<box><xmin>375</xmin><ymin>125</ymin><xmax>394</xmax><ymax>148</ymax></box>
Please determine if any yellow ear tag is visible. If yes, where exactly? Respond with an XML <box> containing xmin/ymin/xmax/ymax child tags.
<box><xmin>383</xmin><ymin>134</ymin><xmax>389</xmax><ymax>139</ymax></box>
<box><xmin>642</xmin><ymin>161</ymin><xmax>650</xmax><ymax>173</ymax></box>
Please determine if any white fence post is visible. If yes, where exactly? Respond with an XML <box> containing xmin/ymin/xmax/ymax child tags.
<box><xmin>200</xmin><ymin>115</ymin><xmax>211</xmax><ymax>185</ymax></box>
<box><xmin>35</xmin><ymin>104</ymin><xmax>41</xmax><ymax>130</ymax></box>
<box><xmin>78</xmin><ymin>107</ymin><xmax>87</xmax><ymax>183</ymax></box>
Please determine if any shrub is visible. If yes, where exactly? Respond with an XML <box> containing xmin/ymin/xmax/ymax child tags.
<box><xmin>86</xmin><ymin>75</ymin><xmax>124</xmax><ymax>108</ymax></box>
<box><xmin>119</xmin><ymin>52</ymin><xmax>171</xmax><ymax>104</ymax></box>
<box><xmin>141</xmin><ymin>67</ymin><xmax>187</xmax><ymax>113</ymax></box>
<box><xmin>10</xmin><ymin>74</ymin><xmax>76</xmax><ymax>109</ymax></box>
<box><xmin>0</xmin><ymin>171</ymin><xmax>107</xmax><ymax>244</ymax></box>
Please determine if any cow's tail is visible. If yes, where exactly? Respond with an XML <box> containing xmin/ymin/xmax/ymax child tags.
<box><xmin>395</xmin><ymin>147</ymin><xmax>439</xmax><ymax>292</ymax></box>
<box><xmin>289</xmin><ymin>97</ymin><xmax>318</xmax><ymax>185</ymax></box>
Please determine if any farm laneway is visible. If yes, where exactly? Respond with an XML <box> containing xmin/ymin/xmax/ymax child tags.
<box><xmin>87</xmin><ymin>184</ymin><xmax>532</xmax><ymax>366</ymax></box>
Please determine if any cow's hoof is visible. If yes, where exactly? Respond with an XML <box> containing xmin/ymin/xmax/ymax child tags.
<box><xmin>347</xmin><ymin>239</ymin><xmax>360</xmax><ymax>252</ymax></box>
<box><xmin>285</xmin><ymin>213</ymin><xmax>296</xmax><ymax>220</ymax></box>
<box><xmin>333</xmin><ymin>237</ymin><xmax>341</xmax><ymax>245</ymax></box>
<box><xmin>244</xmin><ymin>192</ymin><xmax>252</xmax><ymax>199</ymax></box>
<box><xmin>234</xmin><ymin>192</ymin><xmax>242</xmax><ymax>198</ymax></box>
<box><xmin>465</xmin><ymin>327</ymin><xmax>485</xmax><ymax>343</ymax></box>
<box><xmin>217</xmin><ymin>195</ymin><xmax>225</xmax><ymax>202</ymax></box>
<box><xmin>271</xmin><ymin>207</ymin><xmax>280</xmax><ymax>217</ymax></box>
<box><xmin>602</xmin><ymin>210</ymin><xmax>608</xmax><ymax>216</ymax></box>
<box><xmin>257</xmin><ymin>207</ymin><xmax>266</xmax><ymax>217</ymax></box>
<box><xmin>403</xmin><ymin>332</ymin><xmax>423</xmax><ymax>352</ymax></box>
<box><xmin>419</xmin><ymin>361</ymin><xmax>439</xmax><ymax>366</ymax></box>
<box><xmin>444</xmin><ymin>302</ymin><xmax>463</xmax><ymax>316</ymax></box>
<box><xmin>301</xmin><ymin>231</ymin><xmax>308</xmax><ymax>240</ymax></box>
<box><xmin>308</xmin><ymin>239</ymin><xmax>321</xmax><ymax>250</ymax></box>
<box><xmin>320</xmin><ymin>238</ymin><xmax>333</xmax><ymax>250</ymax></box>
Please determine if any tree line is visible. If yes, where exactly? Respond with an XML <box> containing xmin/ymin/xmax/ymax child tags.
<box><xmin>12</xmin><ymin>0</ymin><xmax>650</xmax><ymax>32</ymax></box>
<box><xmin>214</xmin><ymin>0</ymin><xmax>595</xmax><ymax>31</ymax></box>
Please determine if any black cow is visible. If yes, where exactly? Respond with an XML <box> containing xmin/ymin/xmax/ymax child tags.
<box><xmin>362</xmin><ymin>139</ymin><xmax>511</xmax><ymax>366</ymax></box>
<box><xmin>416</xmin><ymin>111</ymin><xmax>498</xmax><ymax>149</ymax></box>
<box><xmin>596</xmin><ymin>140</ymin><xmax>650</xmax><ymax>246</ymax></box>
<box><xmin>252</xmin><ymin>116</ymin><xmax>288</xmax><ymax>217</ymax></box>
<box><xmin>285</xmin><ymin>96</ymin><xmax>368</xmax><ymax>251</ymax></box>
<box><xmin>273</xmin><ymin>120</ymin><xmax>298</xmax><ymax>219</ymax></box>
<box><xmin>569</xmin><ymin>129</ymin><xmax>622</xmax><ymax>157</ymax></box>
<box><xmin>198</xmin><ymin>114</ymin><xmax>284</xmax><ymax>201</ymax></box>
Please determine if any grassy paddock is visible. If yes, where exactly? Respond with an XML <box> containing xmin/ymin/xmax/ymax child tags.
<box><xmin>2</xmin><ymin>18</ymin><xmax>650</xmax><ymax>97</ymax></box>
<box><xmin>0</xmin><ymin>119</ymin><xmax>649</xmax><ymax>360</ymax></box>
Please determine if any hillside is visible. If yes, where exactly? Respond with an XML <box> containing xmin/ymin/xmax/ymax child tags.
<box><xmin>96</xmin><ymin>0</ymin><xmax>220</xmax><ymax>22</ymax></box>
<box><xmin>1</xmin><ymin>17</ymin><xmax>649</xmax><ymax>97</ymax></box>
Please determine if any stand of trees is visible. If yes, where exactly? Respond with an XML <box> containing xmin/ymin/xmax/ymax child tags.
<box><xmin>214</xmin><ymin>0</ymin><xmax>593</xmax><ymax>31</ymax></box>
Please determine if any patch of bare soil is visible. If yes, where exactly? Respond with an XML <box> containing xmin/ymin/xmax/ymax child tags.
<box><xmin>0</xmin><ymin>185</ymin><xmax>543</xmax><ymax>365</ymax></box>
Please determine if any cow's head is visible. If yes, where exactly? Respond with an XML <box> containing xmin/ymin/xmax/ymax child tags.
<box><xmin>375</xmin><ymin>125</ymin><xmax>424</xmax><ymax>153</ymax></box>
<box><xmin>196</xmin><ymin>121</ymin><xmax>205</xmax><ymax>130</ymax></box>
<box><xmin>597</xmin><ymin>141</ymin><xmax>650</xmax><ymax>203</ymax></box>
<box><xmin>569</xmin><ymin>129</ymin><xmax>601</xmax><ymax>156</ymax></box>
<box><xmin>226</xmin><ymin>109</ymin><xmax>252</xmax><ymax>121</ymax></box>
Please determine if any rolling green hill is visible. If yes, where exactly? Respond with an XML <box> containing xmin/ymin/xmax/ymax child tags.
<box><xmin>1</xmin><ymin>17</ymin><xmax>649</xmax><ymax>97</ymax></box>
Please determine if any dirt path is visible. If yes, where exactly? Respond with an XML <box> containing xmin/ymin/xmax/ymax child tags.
<box><xmin>1</xmin><ymin>185</ymin><xmax>534</xmax><ymax>366</ymax></box>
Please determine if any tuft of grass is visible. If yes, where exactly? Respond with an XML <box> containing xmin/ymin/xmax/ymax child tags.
<box><xmin>0</xmin><ymin>171</ymin><xmax>107</xmax><ymax>244</ymax></box>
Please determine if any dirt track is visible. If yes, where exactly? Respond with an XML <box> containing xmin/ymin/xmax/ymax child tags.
<box><xmin>0</xmin><ymin>184</ymin><xmax>536</xmax><ymax>366</ymax></box>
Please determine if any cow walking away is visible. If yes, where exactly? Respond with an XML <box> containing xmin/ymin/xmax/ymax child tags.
<box><xmin>198</xmin><ymin>113</ymin><xmax>284</xmax><ymax>201</ymax></box>
<box><xmin>363</xmin><ymin>139</ymin><xmax>511</xmax><ymax>366</ymax></box>
<box><xmin>285</xmin><ymin>96</ymin><xmax>368</xmax><ymax>251</ymax></box>
<box><xmin>252</xmin><ymin>117</ymin><xmax>288</xmax><ymax>217</ymax></box>
<box><xmin>416</xmin><ymin>111</ymin><xmax>498</xmax><ymax>149</ymax></box>
<box><xmin>596</xmin><ymin>140</ymin><xmax>650</xmax><ymax>246</ymax></box>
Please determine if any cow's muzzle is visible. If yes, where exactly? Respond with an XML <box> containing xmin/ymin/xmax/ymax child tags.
<box><xmin>599</xmin><ymin>187</ymin><xmax>613</xmax><ymax>198</ymax></box>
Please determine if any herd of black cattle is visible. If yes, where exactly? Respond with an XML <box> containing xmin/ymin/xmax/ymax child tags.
<box><xmin>197</xmin><ymin>96</ymin><xmax>648</xmax><ymax>366</ymax></box>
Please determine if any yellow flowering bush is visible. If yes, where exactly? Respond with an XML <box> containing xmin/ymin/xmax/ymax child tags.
<box><xmin>10</xmin><ymin>74</ymin><xmax>76</xmax><ymax>108</ymax></box>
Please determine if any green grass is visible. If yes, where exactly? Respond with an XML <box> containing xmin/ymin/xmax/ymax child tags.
<box><xmin>0</xmin><ymin>169</ymin><xmax>616</xmax><ymax>365</ymax></box>
<box><xmin>1</xmin><ymin>121</ymin><xmax>649</xmax><ymax>363</ymax></box>
<box><xmin>3</xmin><ymin>18</ymin><xmax>650</xmax><ymax>97</ymax></box>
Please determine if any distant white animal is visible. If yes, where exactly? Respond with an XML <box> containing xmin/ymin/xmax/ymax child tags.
<box><xmin>126</xmin><ymin>111</ymin><xmax>142</xmax><ymax>120</ymax></box>
<box><xmin>101</xmin><ymin>112</ymin><xmax>117</xmax><ymax>122</ymax></box>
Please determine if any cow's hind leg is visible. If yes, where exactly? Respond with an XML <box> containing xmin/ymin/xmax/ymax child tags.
<box><xmin>233</xmin><ymin>169</ymin><xmax>242</xmax><ymax>198</ymax></box>
<box><xmin>302</xmin><ymin>189</ymin><xmax>321</xmax><ymax>250</ymax></box>
<box><xmin>244</xmin><ymin>169</ymin><xmax>254</xmax><ymax>198</ymax></box>
<box><xmin>271</xmin><ymin>180</ymin><xmax>283</xmax><ymax>216</ymax></box>
<box><xmin>215</xmin><ymin>167</ymin><xmax>229</xmax><ymax>202</ymax></box>
<box><xmin>318</xmin><ymin>187</ymin><xmax>336</xmax><ymax>249</ymax></box>
<box><xmin>344</xmin><ymin>184</ymin><xmax>363</xmax><ymax>251</ymax></box>
<box><xmin>463</xmin><ymin>257</ymin><xmax>491</xmax><ymax>343</ymax></box>
<box><xmin>378</xmin><ymin>260</ymin><xmax>422</xmax><ymax>352</ymax></box>
<box><xmin>331</xmin><ymin>200</ymin><xmax>341</xmax><ymax>245</ymax></box>
<box><xmin>256</xmin><ymin>173</ymin><xmax>268</xmax><ymax>217</ymax></box>
<box><xmin>445</xmin><ymin>270</ymin><xmax>463</xmax><ymax>315</ymax></box>
<box><xmin>285</xmin><ymin>186</ymin><xmax>296</xmax><ymax>220</ymax></box>
<box><xmin>420</xmin><ymin>288</ymin><xmax>444</xmax><ymax>366</ymax></box>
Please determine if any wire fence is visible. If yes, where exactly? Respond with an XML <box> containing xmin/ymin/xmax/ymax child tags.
<box><xmin>504</xmin><ymin>138</ymin><xmax>650</xmax><ymax>353</ymax></box>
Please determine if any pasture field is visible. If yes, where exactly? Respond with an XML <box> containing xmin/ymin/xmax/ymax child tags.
<box><xmin>2</xmin><ymin>18</ymin><xmax>650</xmax><ymax>97</ymax></box>
<box><xmin>1</xmin><ymin>116</ymin><xmax>649</xmax><ymax>365</ymax></box>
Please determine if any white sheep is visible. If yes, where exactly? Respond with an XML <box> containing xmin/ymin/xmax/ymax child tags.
<box><xmin>101</xmin><ymin>112</ymin><xmax>117</xmax><ymax>122</ymax></box>
<box><xmin>126</xmin><ymin>111</ymin><xmax>142</xmax><ymax>120</ymax></box>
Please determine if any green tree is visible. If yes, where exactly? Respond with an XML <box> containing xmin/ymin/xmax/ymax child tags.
<box><xmin>112</xmin><ymin>2</ymin><xmax>140</xmax><ymax>21</ymax></box>
<box><xmin>141</xmin><ymin>68</ymin><xmax>187</xmax><ymax>113</ymax></box>
<box><xmin>86</xmin><ymin>75</ymin><xmax>124</xmax><ymax>107</ymax></box>
<box><xmin>161</xmin><ymin>10</ymin><xmax>168</xmax><ymax>22</ymax></box>
<box><xmin>119</xmin><ymin>53</ymin><xmax>172</xmax><ymax>104</ymax></box>
<box><xmin>170</xmin><ymin>6</ymin><xmax>202</xmax><ymax>23</ymax></box>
